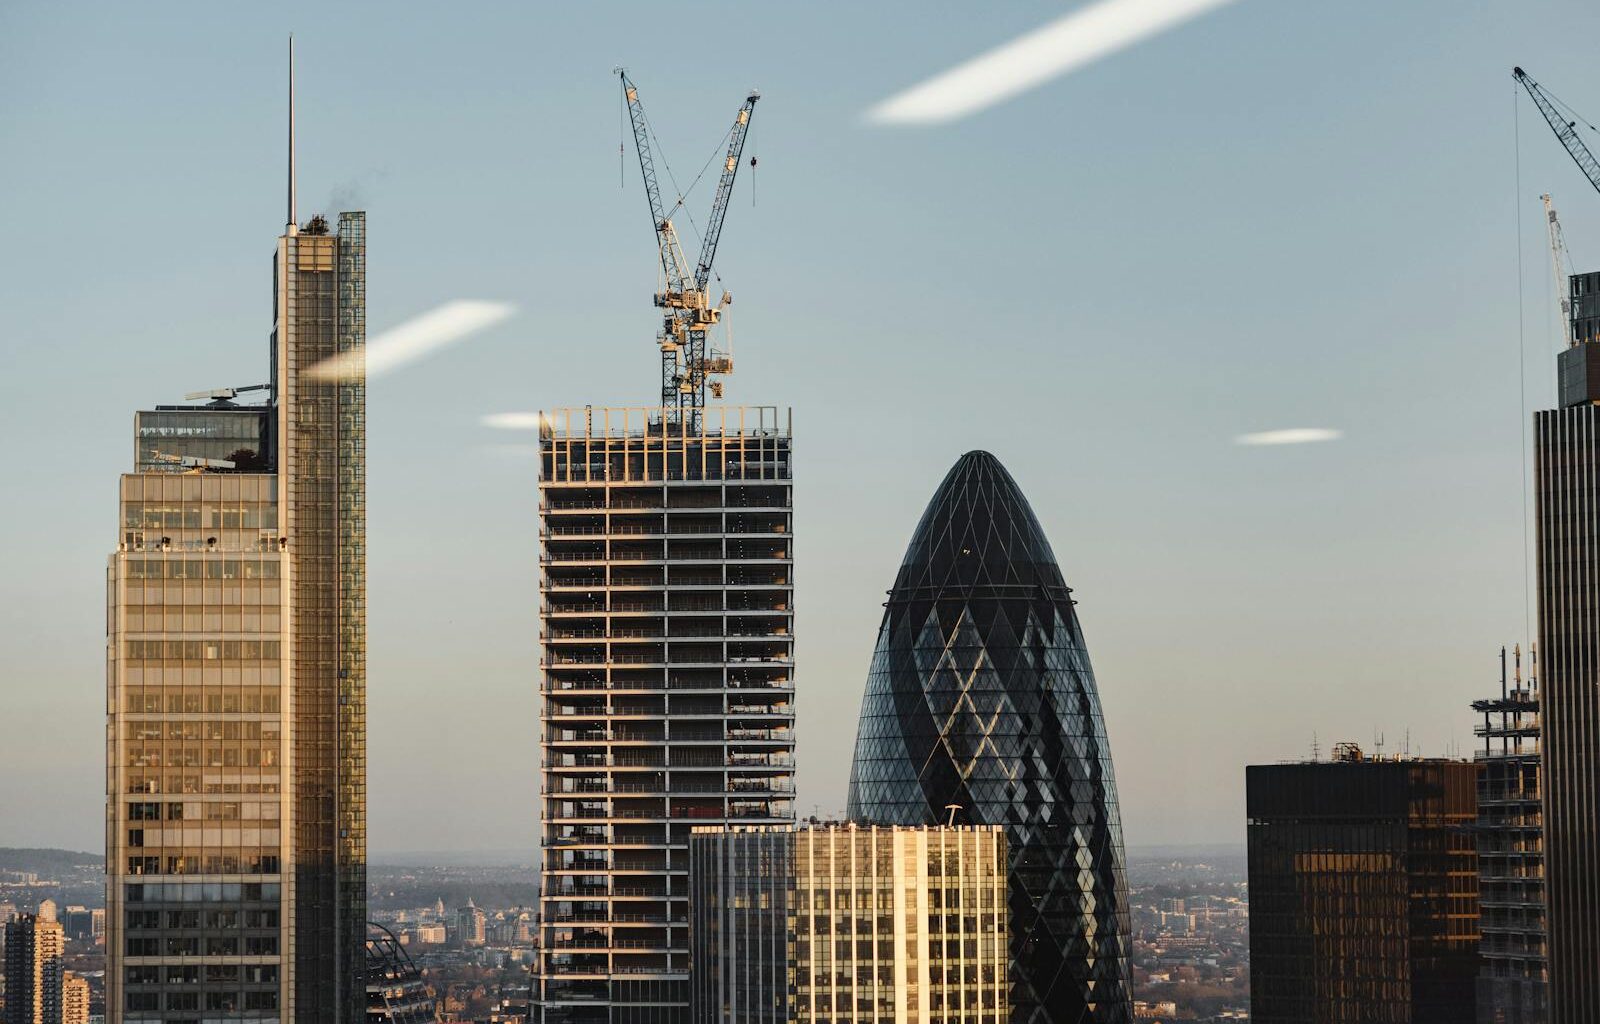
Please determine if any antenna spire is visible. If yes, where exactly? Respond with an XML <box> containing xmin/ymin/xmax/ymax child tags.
<box><xmin>287</xmin><ymin>34</ymin><xmax>297</xmax><ymax>234</ymax></box>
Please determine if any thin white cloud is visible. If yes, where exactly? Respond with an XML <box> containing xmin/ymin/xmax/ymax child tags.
<box><xmin>867</xmin><ymin>0</ymin><xmax>1240</xmax><ymax>125</ymax></box>
<box><xmin>481</xmin><ymin>412</ymin><xmax>543</xmax><ymax>430</ymax></box>
<box><xmin>1235</xmin><ymin>428</ymin><xmax>1344</xmax><ymax>447</ymax></box>
<box><xmin>308</xmin><ymin>300</ymin><xmax>516</xmax><ymax>381</ymax></box>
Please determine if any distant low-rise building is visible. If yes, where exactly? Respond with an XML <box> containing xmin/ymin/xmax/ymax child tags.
<box><xmin>412</xmin><ymin>923</ymin><xmax>447</xmax><ymax>946</ymax></box>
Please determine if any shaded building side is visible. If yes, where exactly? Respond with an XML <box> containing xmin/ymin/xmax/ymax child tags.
<box><xmin>1246</xmin><ymin>750</ymin><xmax>1480</xmax><ymax>1023</ymax></box>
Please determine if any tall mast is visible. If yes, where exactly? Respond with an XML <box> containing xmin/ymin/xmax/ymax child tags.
<box><xmin>287</xmin><ymin>35</ymin><xmax>297</xmax><ymax>234</ymax></box>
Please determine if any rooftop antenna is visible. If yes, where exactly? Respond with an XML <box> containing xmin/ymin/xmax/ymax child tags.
<box><xmin>944</xmin><ymin>803</ymin><xmax>963</xmax><ymax>827</ymax></box>
<box><xmin>1311</xmin><ymin>732</ymin><xmax>1320</xmax><ymax>762</ymax></box>
<box><xmin>287</xmin><ymin>34</ymin><xmax>297</xmax><ymax>235</ymax></box>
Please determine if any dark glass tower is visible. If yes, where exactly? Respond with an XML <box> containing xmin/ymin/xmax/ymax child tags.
<box><xmin>1537</xmin><ymin>268</ymin><xmax>1600</xmax><ymax>1023</ymax></box>
<box><xmin>1246</xmin><ymin>750</ymin><xmax>1481</xmax><ymax>1023</ymax></box>
<box><xmin>845</xmin><ymin>451</ymin><xmax>1132</xmax><ymax>1024</ymax></box>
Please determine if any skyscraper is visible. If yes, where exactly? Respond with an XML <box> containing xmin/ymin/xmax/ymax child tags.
<box><xmin>536</xmin><ymin>406</ymin><xmax>795</xmax><ymax>1024</ymax></box>
<box><xmin>688</xmin><ymin>824</ymin><xmax>1009</xmax><ymax>1024</ymax></box>
<box><xmin>1246</xmin><ymin>746</ymin><xmax>1480</xmax><ymax>1023</ymax></box>
<box><xmin>845</xmin><ymin>450</ymin><xmax>1133</xmax><ymax>1024</ymax></box>
<box><xmin>2</xmin><ymin>903</ymin><xmax>64</xmax><ymax>1024</ymax></box>
<box><xmin>105</xmin><ymin>51</ymin><xmax>367</xmax><ymax>1024</ymax></box>
<box><xmin>1472</xmin><ymin>646</ymin><xmax>1545</xmax><ymax>1023</ymax></box>
<box><xmin>1536</xmin><ymin>267</ymin><xmax>1600</xmax><ymax>1023</ymax></box>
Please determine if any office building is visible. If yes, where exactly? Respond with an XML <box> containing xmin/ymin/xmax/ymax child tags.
<box><xmin>61</xmin><ymin>973</ymin><xmax>89</xmax><ymax>1024</ymax></box>
<box><xmin>105</xmin><ymin>60</ymin><xmax>367</xmax><ymax>1024</ymax></box>
<box><xmin>688</xmin><ymin>824</ymin><xmax>1008</xmax><ymax>1024</ymax></box>
<box><xmin>1536</xmin><ymin>268</ymin><xmax>1600</xmax><ymax>1022</ymax></box>
<box><xmin>845</xmin><ymin>450</ymin><xmax>1132</xmax><ymax>1024</ymax></box>
<box><xmin>2</xmin><ymin>904</ymin><xmax>65</xmax><ymax>1024</ymax></box>
<box><xmin>1246</xmin><ymin>745</ymin><xmax>1480</xmax><ymax>1022</ymax></box>
<box><xmin>1472</xmin><ymin>646</ymin><xmax>1546</xmax><ymax>1023</ymax></box>
<box><xmin>536</xmin><ymin>405</ymin><xmax>795</xmax><ymax>1024</ymax></box>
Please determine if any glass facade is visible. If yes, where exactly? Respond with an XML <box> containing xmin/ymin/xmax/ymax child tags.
<box><xmin>688</xmin><ymin>825</ymin><xmax>1008</xmax><ymax>1024</ymax></box>
<box><xmin>1246</xmin><ymin>754</ymin><xmax>1481</xmax><ymax>1023</ymax></box>
<box><xmin>364</xmin><ymin>926</ymin><xmax>434</xmax><ymax>1024</ymax></box>
<box><xmin>275</xmin><ymin>214</ymin><xmax>369</xmax><ymax>1024</ymax></box>
<box><xmin>107</xmin><ymin>473</ymin><xmax>289</xmax><ymax>1024</ymax></box>
<box><xmin>536</xmin><ymin>406</ymin><xmax>795</xmax><ymax>1024</ymax></box>
<box><xmin>106</xmin><ymin>213</ymin><xmax>366</xmax><ymax>1024</ymax></box>
<box><xmin>1534</xmin><ymin>298</ymin><xmax>1600</xmax><ymax>1021</ymax></box>
<box><xmin>844</xmin><ymin>451</ymin><xmax>1131</xmax><ymax>1024</ymax></box>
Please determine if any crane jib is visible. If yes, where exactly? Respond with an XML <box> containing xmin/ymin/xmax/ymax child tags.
<box><xmin>616</xmin><ymin>69</ymin><xmax>760</xmax><ymax>423</ymax></box>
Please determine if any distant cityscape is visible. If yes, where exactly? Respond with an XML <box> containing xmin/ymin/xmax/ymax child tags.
<box><xmin>0</xmin><ymin>847</ymin><xmax>1250</xmax><ymax>1023</ymax></box>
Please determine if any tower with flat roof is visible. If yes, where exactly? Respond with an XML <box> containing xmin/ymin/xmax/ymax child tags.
<box><xmin>1246</xmin><ymin>747</ymin><xmax>1480</xmax><ymax>1022</ymax></box>
<box><xmin>105</xmin><ymin>43</ymin><xmax>367</xmax><ymax>1024</ymax></box>
<box><xmin>1536</xmin><ymin>268</ymin><xmax>1600</xmax><ymax>1023</ymax></box>
<box><xmin>535</xmin><ymin>407</ymin><xmax>795</xmax><ymax>1024</ymax></box>
<box><xmin>536</xmin><ymin>71</ymin><xmax>783</xmax><ymax>1024</ymax></box>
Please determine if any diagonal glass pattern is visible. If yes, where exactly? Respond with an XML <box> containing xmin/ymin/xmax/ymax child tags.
<box><xmin>846</xmin><ymin>451</ymin><xmax>1132</xmax><ymax>1024</ymax></box>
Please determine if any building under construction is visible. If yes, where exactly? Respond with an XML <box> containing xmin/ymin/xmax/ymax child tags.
<box><xmin>1471</xmin><ymin>647</ymin><xmax>1546</xmax><ymax>1024</ymax></box>
<box><xmin>534</xmin><ymin>74</ymin><xmax>791</xmax><ymax>1024</ymax></box>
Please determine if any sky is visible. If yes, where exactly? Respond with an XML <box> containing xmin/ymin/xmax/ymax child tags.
<box><xmin>3</xmin><ymin>0</ymin><xmax>1600</xmax><ymax>856</ymax></box>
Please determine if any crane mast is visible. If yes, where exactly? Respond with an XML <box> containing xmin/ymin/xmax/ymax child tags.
<box><xmin>617</xmin><ymin>69</ymin><xmax>759</xmax><ymax>427</ymax></box>
<box><xmin>1543</xmin><ymin>194</ymin><xmax>1577</xmax><ymax>348</ymax></box>
<box><xmin>1514</xmin><ymin>67</ymin><xmax>1600</xmax><ymax>198</ymax></box>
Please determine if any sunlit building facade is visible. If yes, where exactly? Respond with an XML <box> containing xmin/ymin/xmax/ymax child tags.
<box><xmin>62</xmin><ymin>972</ymin><xmax>90</xmax><ymax>1024</ymax></box>
<box><xmin>105</xmin><ymin>212</ymin><xmax>367</xmax><ymax>1024</ymax></box>
<box><xmin>2</xmin><ymin>904</ymin><xmax>65</xmax><ymax>1024</ymax></box>
<box><xmin>688</xmin><ymin>824</ymin><xmax>1007</xmax><ymax>1024</ymax></box>
<box><xmin>536</xmin><ymin>406</ymin><xmax>795</xmax><ymax>1024</ymax></box>
<box><xmin>1246</xmin><ymin>748</ymin><xmax>1480</xmax><ymax>1023</ymax></box>
<box><xmin>845</xmin><ymin>451</ymin><xmax>1132</xmax><ymax>1024</ymax></box>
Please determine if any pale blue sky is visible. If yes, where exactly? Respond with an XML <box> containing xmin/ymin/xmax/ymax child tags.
<box><xmin>3</xmin><ymin>1</ymin><xmax>1599</xmax><ymax>853</ymax></box>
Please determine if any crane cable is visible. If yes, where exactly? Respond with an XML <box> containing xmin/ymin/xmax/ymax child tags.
<box><xmin>1514</xmin><ymin>82</ymin><xmax>1532</xmax><ymax>649</ymax></box>
<box><xmin>638</xmin><ymin>104</ymin><xmax>738</xmax><ymax>257</ymax></box>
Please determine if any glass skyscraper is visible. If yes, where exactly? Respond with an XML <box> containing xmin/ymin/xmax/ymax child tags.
<box><xmin>1536</xmin><ymin>268</ymin><xmax>1600</xmax><ymax>1023</ymax></box>
<box><xmin>105</xmin><ymin>211</ymin><xmax>367</xmax><ymax>1024</ymax></box>
<box><xmin>845</xmin><ymin>450</ymin><xmax>1132</xmax><ymax>1024</ymax></box>
<box><xmin>536</xmin><ymin>405</ymin><xmax>795</xmax><ymax>1024</ymax></box>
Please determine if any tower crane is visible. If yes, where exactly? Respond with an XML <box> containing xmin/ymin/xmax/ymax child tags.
<box><xmin>1542</xmin><ymin>194</ymin><xmax>1576</xmax><ymax>348</ymax></box>
<box><xmin>1514</xmin><ymin>67</ymin><xmax>1600</xmax><ymax>198</ymax></box>
<box><xmin>617</xmin><ymin>69</ymin><xmax>759</xmax><ymax>427</ymax></box>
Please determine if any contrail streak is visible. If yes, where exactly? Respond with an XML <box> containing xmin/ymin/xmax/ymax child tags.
<box><xmin>1235</xmin><ymin>428</ymin><xmax>1343</xmax><ymax>447</ymax></box>
<box><xmin>308</xmin><ymin>300</ymin><xmax>516</xmax><ymax>381</ymax></box>
<box><xmin>867</xmin><ymin>0</ymin><xmax>1241</xmax><ymax>125</ymax></box>
<box><xmin>481</xmin><ymin>412</ymin><xmax>543</xmax><ymax>430</ymax></box>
